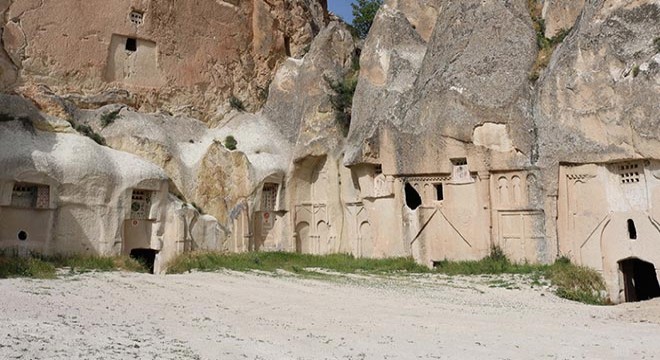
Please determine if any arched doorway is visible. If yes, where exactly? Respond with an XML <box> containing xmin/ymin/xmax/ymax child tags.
<box><xmin>618</xmin><ymin>258</ymin><xmax>660</xmax><ymax>302</ymax></box>
<box><xmin>295</xmin><ymin>222</ymin><xmax>309</xmax><ymax>254</ymax></box>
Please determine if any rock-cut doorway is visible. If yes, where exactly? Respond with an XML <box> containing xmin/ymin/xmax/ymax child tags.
<box><xmin>618</xmin><ymin>258</ymin><xmax>660</xmax><ymax>302</ymax></box>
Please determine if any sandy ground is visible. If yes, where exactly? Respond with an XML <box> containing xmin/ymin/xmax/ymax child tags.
<box><xmin>1</xmin><ymin>270</ymin><xmax>660</xmax><ymax>360</ymax></box>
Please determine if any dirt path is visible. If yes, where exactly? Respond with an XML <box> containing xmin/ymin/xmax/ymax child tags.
<box><xmin>1</xmin><ymin>271</ymin><xmax>659</xmax><ymax>359</ymax></box>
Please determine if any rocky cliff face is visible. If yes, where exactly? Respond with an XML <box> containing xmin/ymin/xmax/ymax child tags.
<box><xmin>2</xmin><ymin>0</ymin><xmax>660</xmax><ymax>301</ymax></box>
<box><xmin>537</xmin><ymin>0</ymin><xmax>660</xmax><ymax>169</ymax></box>
<box><xmin>1</xmin><ymin>0</ymin><xmax>327</xmax><ymax>118</ymax></box>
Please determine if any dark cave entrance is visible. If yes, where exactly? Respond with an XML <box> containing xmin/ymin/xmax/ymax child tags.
<box><xmin>130</xmin><ymin>248</ymin><xmax>157</xmax><ymax>274</ymax></box>
<box><xmin>404</xmin><ymin>182</ymin><xmax>422</xmax><ymax>210</ymax></box>
<box><xmin>619</xmin><ymin>258</ymin><xmax>660</xmax><ymax>302</ymax></box>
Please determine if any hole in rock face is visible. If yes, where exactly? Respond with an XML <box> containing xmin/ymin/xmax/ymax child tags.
<box><xmin>404</xmin><ymin>183</ymin><xmax>422</xmax><ymax>210</ymax></box>
<box><xmin>125</xmin><ymin>38</ymin><xmax>137</xmax><ymax>52</ymax></box>
<box><xmin>619</xmin><ymin>258</ymin><xmax>660</xmax><ymax>302</ymax></box>
<box><xmin>17</xmin><ymin>230</ymin><xmax>28</xmax><ymax>241</ymax></box>
<box><xmin>130</xmin><ymin>248</ymin><xmax>157</xmax><ymax>274</ymax></box>
<box><xmin>627</xmin><ymin>219</ymin><xmax>637</xmax><ymax>240</ymax></box>
<box><xmin>435</xmin><ymin>184</ymin><xmax>444</xmax><ymax>201</ymax></box>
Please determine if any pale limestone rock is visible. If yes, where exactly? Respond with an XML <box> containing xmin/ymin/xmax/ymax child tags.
<box><xmin>536</xmin><ymin>0</ymin><xmax>660</xmax><ymax>301</ymax></box>
<box><xmin>0</xmin><ymin>94</ymin><xmax>226</xmax><ymax>273</ymax></box>
<box><xmin>264</xmin><ymin>21</ymin><xmax>358</xmax><ymax>156</ymax></box>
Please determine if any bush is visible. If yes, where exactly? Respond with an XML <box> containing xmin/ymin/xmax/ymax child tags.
<box><xmin>224</xmin><ymin>135</ymin><xmax>237</xmax><ymax>150</ymax></box>
<box><xmin>229</xmin><ymin>96</ymin><xmax>246</xmax><ymax>112</ymax></box>
<box><xmin>100</xmin><ymin>109</ymin><xmax>121</xmax><ymax>128</ymax></box>
<box><xmin>71</xmin><ymin>122</ymin><xmax>107</xmax><ymax>146</ymax></box>
<box><xmin>654</xmin><ymin>37</ymin><xmax>660</xmax><ymax>53</ymax></box>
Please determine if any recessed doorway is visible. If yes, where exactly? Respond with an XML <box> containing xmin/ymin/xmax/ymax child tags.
<box><xmin>619</xmin><ymin>258</ymin><xmax>660</xmax><ymax>302</ymax></box>
<box><xmin>130</xmin><ymin>248</ymin><xmax>157</xmax><ymax>274</ymax></box>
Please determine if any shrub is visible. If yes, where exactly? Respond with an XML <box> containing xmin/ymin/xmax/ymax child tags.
<box><xmin>229</xmin><ymin>95</ymin><xmax>246</xmax><ymax>112</ymax></box>
<box><xmin>100</xmin><ymin>109</ymin><xmax>121</xmax><ymax>128</ymax></box>
<box><xmin>654</xmin><ymin>37</ymin><xmax>660</xmax><ymax>53</ymax></box>
<box><xmin>224</xmin><ymin>135</ymin><xmax>237</xmax><ymax>150</ymax></box>
<box><xmin>71</xmin><ymin>122</ymin><xmax>107</xmax><ymax>146</ymax></box>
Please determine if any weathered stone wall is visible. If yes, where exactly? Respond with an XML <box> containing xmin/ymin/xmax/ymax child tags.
<box><xmin>2</xmin><ymin>0</ymin><xmax>327</xmax><ymax>118</ymax></box>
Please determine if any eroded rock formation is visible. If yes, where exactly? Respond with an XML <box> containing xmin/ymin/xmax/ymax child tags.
<box><xmin>1</xmin><ymin>0</ymin><xmax>660</xmax><ymax>303</ymax></box>
<box><xmin>1</xmin><ymin>0</ymin><xmax>327</xmax><ymax>118</ymax></box>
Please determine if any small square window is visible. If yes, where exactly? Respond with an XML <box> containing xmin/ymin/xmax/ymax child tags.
<box><xmin>130</xmin><ymin>11</ymin><xmax>144</xmax><ymax>25</ymax></box>
<box><xmin>125</xmin><ymin>38</ymin><xmax>137</xmax><ymax>52</ymax></box>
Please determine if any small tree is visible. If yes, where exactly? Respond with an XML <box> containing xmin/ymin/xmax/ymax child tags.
<box><xmin>351</xmin><ymin>0</ymin><xmax>383</xmax><ymax>39</ymax></box>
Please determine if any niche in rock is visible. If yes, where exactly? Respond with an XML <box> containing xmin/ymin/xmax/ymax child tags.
<box><xmin>404</xmin><ymin>182</ymin><xmax>422</xmax><ymax>210</ymax></box>
<box><xmin>627</xmin><ymin>219</ymin><xmax>637</xmax><ymax>240</ymax></box>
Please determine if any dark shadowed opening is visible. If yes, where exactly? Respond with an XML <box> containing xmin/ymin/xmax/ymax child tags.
<box><xmin>284</xmin><ymin>36</ymin><xmax>291</xmax><ymax>57</ymax></box>
<box><xmin>130</xmin><ymin>248</ymin><xmax>157</xmax><ymax>274</ymax></box>
<box><xmin>125</xmin><ymin>38</ymin><xmax>137</xmax><ymax>52</ymax></box>
<box><xmin>627</xmin><ymin>219</ymin><xmax>637</xmax><ymax>240</ymax></box>
<box><xmin>435</xmin><ymin>184</ymin><xmax>444</xmax><ymax>201</ymax></box>
<box><xmin>404</xmin><ymin>183</ymin><xmax>422</xmax><ymax>210</ymax></box>
<box><xmin>619</xmin><ymin>258</ymin><xmax>660</xmax><ymax>302</ymax></box>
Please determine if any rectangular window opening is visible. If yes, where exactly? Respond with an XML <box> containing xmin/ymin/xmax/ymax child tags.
<box><xmin>261</xmin><ymin>183</ymin><xmax>279</xmax><ymax>211</ymax></box>
<box><xmin>434</xmin><ymin>183</ymin><xmax>444</xmax><ymax>201</ymax></box>
<box><xmin>451</xmin><ymin>158</ymin><xmax>468</xmax><ymax>166</ymax></box>
<box><xmin>11</xmin><ymin>183</ymin><xmax>49</xmax><ymax>209</ymax></box>
<box><xmin>125</xmin><ymin>38</ymin><xmax>137</xmax><ymax>52</ymax></box>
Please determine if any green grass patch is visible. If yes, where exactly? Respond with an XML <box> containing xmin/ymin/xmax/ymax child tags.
<box><xmin>433</xmin><ymin>247</ymin><xmax>543</xmax><ymax>275</ymax></box>
<box><xmin>167</xmin><ymin>251</ymin><xmax>429</xmax><ymax>275</ymax></box>
<box><xmin>0</xmin><ymin>253</ymin><xmax>147</xmax><ymax>279</ymax></box>
<box><xmin>0</xmin><ymin>255</ymin><xmax>57</xmax><ymax>279</ymax></box>
<box><xmin>167</xmin><ymin>248</ymin><xmax>608</xmax><ymax>305</ymax></box>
